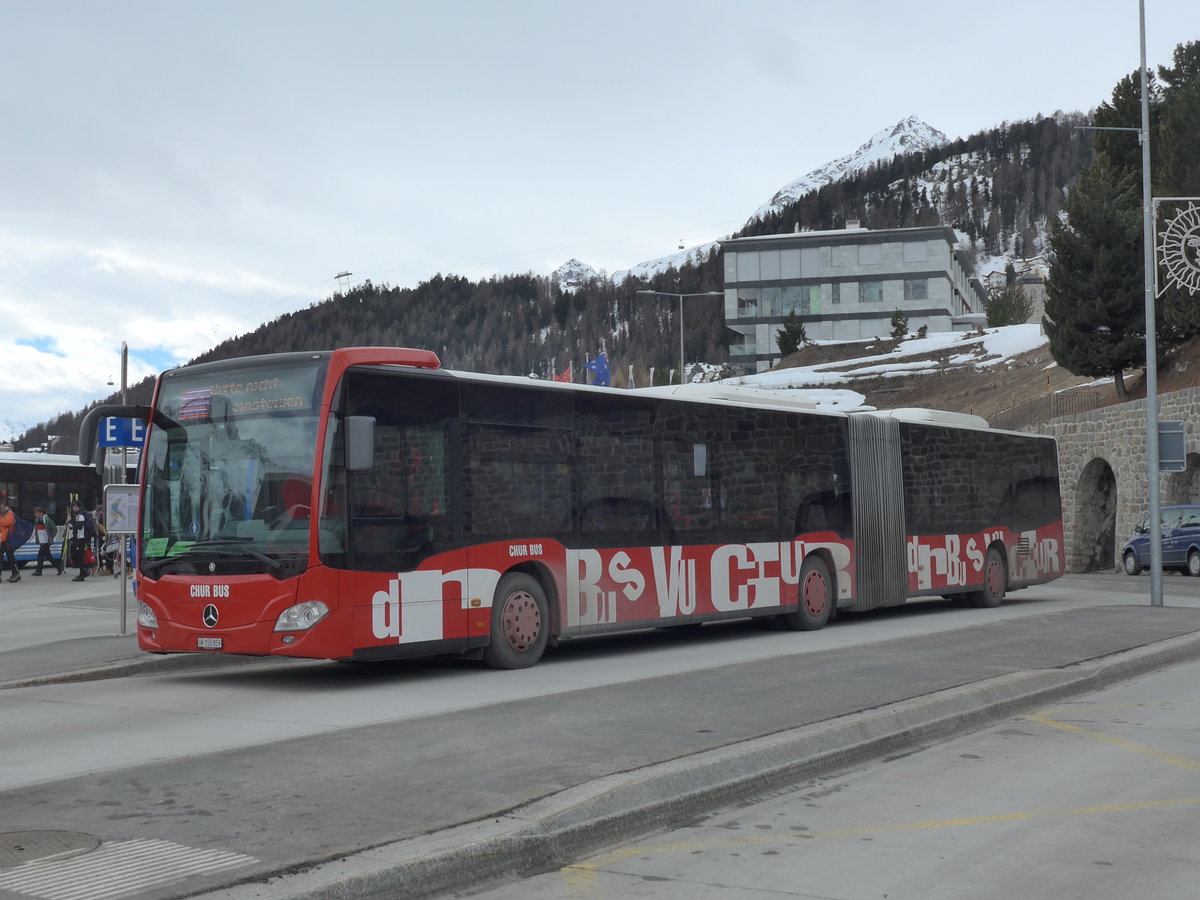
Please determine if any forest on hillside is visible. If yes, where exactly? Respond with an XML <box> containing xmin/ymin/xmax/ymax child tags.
<box><xmin>21</xmin><ymin>113</ymin><xmax>1095</xmax><ymax>455</ymax></box>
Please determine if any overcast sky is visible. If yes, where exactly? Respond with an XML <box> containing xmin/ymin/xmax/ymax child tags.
<box><xmin>1</xmin><ymin>0</ymin><xmax>1194</xmax><ymax>440</ymax></box>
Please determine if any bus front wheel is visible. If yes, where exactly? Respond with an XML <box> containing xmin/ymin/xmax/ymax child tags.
<box><xmin>784</xmin><ymin>556</ymin><xmax>833</xmax><ymax>631</ymax></box>
<box><xmin>483</xmin><ymin>573</ymin><xmax>550</xmax><ymax>669</ymax></box>
<box><xmin>969</xmin><ymin>548</ymin><xmax>1006</xmax><ymax>608</ymax></box>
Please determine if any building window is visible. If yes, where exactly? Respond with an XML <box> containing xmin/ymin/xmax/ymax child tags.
<box><xmin>903</xmin><ymin>241</ymin><xmax>928</xmax><ymax>262</ymax></box>
<box><xmin>738</xmin><ymin>252</ymin><xmax>761</xmax><ymax>281</ymax></box>
<box><xmin>832</xmin><ymin>283</ymin><xmax>841</xmax><ymax>305</ymax></box>
<box><xmin>904</xmin><ymin>278</ymin><xmax>928</xmax><ymax>301</ymax></box>
<box><xmin>781</xmin><ymin>249</ymin><xmax>801</xmax><ymax>279</ymax></box>
<box><xmin>724</xmin><ymin>252</ymin><xmax>738</xmax><ymax>282</ymax></box>
<box><xmin>760</xmin><ymin>250</ymin><xmax>781</xmax><ymax>280</ymax></box>
<box><xmin>730</xmin><ymin>332</ymin><xmax>757</xmax><ymax>357</ymax></box>
<box><xmin>737</xmin><ymin>289</ymin><xmax>759</xmax><ymax>318</ymax></box>
<box><xmin>761</xmin><ymin>287</ymin><xmax>781</xmax><ymax>317</ymax></box>
<box><xmin>801</xmin><ymin>247</ymin><xmax>820</xmax><ymax>275</ymax></box>
<box><xmin>804</xmin><ymin>284</ymin><xmax>821</xmax><ymax>314</ymax></box>
<box><xmin>829</xmin><ymin>245</ymin><xmax>841</xmax><ymax>267</ymax></box>
<box><xmin>782</xmin><ymin>285</ymin><xmax>802</xmax><ymax>315</ymax></box>
<box><xmin>858</xmin><ymin>244</ymin><xmax>882</xmax><ymax>265</ymax></box>
<box><xmin>859</xmin><ymin>280</ymin><xmax>883</xmax><ymax>303</ymax></box>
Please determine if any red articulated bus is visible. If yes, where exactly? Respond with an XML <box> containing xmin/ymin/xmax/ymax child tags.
<box><xmin>80</xmin><ymin>347</ymin><xmax>1064</xmax><ymax>669</ymax></box>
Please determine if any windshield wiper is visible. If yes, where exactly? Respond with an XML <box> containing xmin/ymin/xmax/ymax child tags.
<box><xmin>140</xmin><ymin>540</ymin><xmax>284</xmax><ymax>575</ymax></box>
<box><xmin>189</xmin><ymin>540</ymin><xmax>285</xmax><ymax>571</ymax></box>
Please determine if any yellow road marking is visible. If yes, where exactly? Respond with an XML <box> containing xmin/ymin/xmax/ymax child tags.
<box><xmin>1025</xmin><ymin>701</ymin><xmax>1200</xmax><ymax>771</ymax></box>
<box><xmin>561</xmin><ymin>796</ymin><xmax>1200</xmax><ymax>896</ymax></box>
<box><xmin>561</xmin><ymin>699</ymin><xmax>1200</xmax><ymax>898</ymax></box>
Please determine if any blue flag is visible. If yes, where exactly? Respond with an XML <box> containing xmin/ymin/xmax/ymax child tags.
<box><xmin>585</xmin><ymin>351</ymin><xmax>611</xmax><ymax>387</ymax></box>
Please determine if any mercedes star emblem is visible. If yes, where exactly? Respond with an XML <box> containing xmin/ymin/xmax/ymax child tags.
<box><xmin>202</xmin><ymin>605</ymin><xmax>219</xmax><ymax>628</ymax></box>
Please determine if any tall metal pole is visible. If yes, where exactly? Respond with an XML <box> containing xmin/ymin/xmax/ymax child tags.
<box><xmin>679</xmin><ymin>294</ymin><xmax>685</xmax><ymax>384</ymax></box>
<box><xmin>1139</xmin><ymin>0</ymin><xmax>1164</xmax><ymax>607</ymax></box>
<box><xmin>119</xmin><ymin>341</ymin><xmax>130</xmax><ymax>633</ymax></box>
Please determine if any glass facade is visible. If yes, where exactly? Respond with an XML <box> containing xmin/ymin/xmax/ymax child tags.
<box><xmin>722</xmin><ymin>226</ymin><xmax>984</xmax><ymax>371</ymax></box>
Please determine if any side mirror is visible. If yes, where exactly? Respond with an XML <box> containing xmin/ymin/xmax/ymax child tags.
<box><xmin>344</xmin><ymin>416</ymin><xmax>376</xmax><ymax>472</ymax></box>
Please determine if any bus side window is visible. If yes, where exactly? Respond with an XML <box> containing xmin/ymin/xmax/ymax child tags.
<box><xmin>330</xmin><ymin>371</ymin><xmax>456</xmax><ymax>572</ymax></box>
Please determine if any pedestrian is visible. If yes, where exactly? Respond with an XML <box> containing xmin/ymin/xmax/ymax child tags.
<box><xmin>0</xmin><ymin>499</ymin><xmax>20</xmax><ymax>582</ymax></box>
<box><xmin>31</xmin><ymin>507</ymin><xmax>63</xmax><ymax>575</ymax></box>
<box><xmin>68</xmin><ymin>500</ymin><xmax>95</xmax><ymax>582</ymax></box>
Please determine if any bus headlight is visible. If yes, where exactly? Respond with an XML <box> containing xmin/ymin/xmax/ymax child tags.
<box><xmin>274</xmin><ymin>601</ymin><xmax>330</xmax><ymax>632</ymax></box>
<box><xmin>137</xmin><ymin>603</ymin><xmax>158</xmax><ymax>629</ymax></box>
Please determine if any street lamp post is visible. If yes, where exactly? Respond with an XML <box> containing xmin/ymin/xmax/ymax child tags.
<box><xmin>636</xmin><ymin>290</ymin><xmax>724</xmax><ymax>383</ymax></box>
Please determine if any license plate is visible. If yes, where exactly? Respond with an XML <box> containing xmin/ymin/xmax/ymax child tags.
<box><xmin>197</xmin><ymin>637</ymin><xmax>223</xmax><ymax>650</ymax></box>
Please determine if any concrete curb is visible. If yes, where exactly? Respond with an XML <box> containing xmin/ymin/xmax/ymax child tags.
<box><xmin>0</xmin><ymin>645</ymin><xmax>277</xmax><ymax>691</ymax></box>
<box><xmin>197</xmin><ymin>630</ymin><xmax>1200</xmax><ymax>899</ymax></box>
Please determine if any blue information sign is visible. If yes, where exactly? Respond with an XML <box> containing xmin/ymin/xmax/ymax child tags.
<box><xmin>98</xmin><ymin>417</ymin><xmax>146</xmax><ymax>448</ymax></box>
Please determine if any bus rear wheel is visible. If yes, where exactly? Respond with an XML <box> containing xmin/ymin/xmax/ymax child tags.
<box><xmin>483</xmin><ymin>573</ymin><xmax>550</xmax><ymax>669</ymax></box>
<box><xmin>969</xmin><ymin>547</ymin><xmax>1006</xmax><ymax>608</ymax></box>
<box><xmin>784</xmin><ymin>556</ymin><xmax>833</xmax><ymax>631</ymax></box>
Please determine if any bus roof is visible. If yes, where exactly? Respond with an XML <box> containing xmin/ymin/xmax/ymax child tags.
<box><xmin>0</xmin><ymin>451</ymin><xmax>89</xmax><ymax>469</ymax></box>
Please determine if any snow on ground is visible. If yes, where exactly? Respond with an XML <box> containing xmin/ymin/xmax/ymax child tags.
<box><xmin>722</xmin><ymin>324</ymin><xmax>1049</xmax><ymax>412</ymax></box>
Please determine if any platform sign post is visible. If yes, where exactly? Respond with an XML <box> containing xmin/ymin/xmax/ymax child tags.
<box><xmin>104</xmin><ymin>483</ymin><xmax>139</xmax><ymax>636</ymax></box>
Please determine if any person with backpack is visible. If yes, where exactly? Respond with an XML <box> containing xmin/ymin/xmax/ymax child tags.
<box><xmin>68</xmin><ymin>500</ymin><xmax>95</xmax><ymax>582</ymax></box>
<box><xmin>31</xmin><ymin>507</ymin><xmax>63</xmax><ymax>575</ymax></box>
<box><xmin>0</xmin><ymin>499</ymin><xmax>20</xmax><ymax>582</ymax></box>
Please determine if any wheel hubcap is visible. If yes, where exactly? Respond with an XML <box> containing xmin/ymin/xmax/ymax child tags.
<box><xmin>501</xmin><ymin>590</ymin><xmax>541</xmax><ymax>651</ymax></box>
<box><xmin>987</xmin><ymin>560</ymin><xmax>1004</xmax><ymax>598</ymax></box>
<box><xmin>803</xmin><ymin>570</ymin><xmax>828</xmax><ymax>617</ymax></box>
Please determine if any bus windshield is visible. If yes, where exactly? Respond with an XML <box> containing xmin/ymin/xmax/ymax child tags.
<box><xmin>140</xmin><ymin>357</ymin><xmax>328</xmax><ymax>577</ymax></box>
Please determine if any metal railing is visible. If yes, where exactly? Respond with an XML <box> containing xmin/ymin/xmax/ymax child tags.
<box><xmin>989</xmin><ymin>391</ymin><xmax>1101</xmax><ymax>430</ymax></box>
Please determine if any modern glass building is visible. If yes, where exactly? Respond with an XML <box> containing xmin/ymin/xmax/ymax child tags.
<box><xmin>722</xmin><ymin>223</ymin><xmax>987</xmax><ymax>372</ymax></box>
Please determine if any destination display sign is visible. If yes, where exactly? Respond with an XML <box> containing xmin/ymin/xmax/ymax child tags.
<box><xmin>159</xmin><ymin>361</ymin><xmax>325</xmax><ymax>423</ymax></box>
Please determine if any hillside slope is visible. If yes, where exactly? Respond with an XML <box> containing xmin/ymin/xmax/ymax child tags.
<box><xmin>763</xmin><ymin>331</ymin><xmax>1200</xmax><ymax>427</ymax></box>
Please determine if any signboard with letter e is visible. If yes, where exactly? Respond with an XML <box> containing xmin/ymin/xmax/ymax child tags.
<box><xmin>98</xmin><ymin>417</ymin><xmax>146</xmax><ymax>448</ymax></box>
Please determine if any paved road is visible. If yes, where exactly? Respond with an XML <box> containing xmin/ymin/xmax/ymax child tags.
<box><xmin>1</xmin><ymin>572</ymin><xmax>1199</xmax><ymax>899</ymax></box>
<box><xmin>462</xmin><ymin>657</ymin><xmax>1200</xmax><ymax>900</ymax></box>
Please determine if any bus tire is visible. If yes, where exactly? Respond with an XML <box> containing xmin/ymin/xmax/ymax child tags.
<box><xmin>969</xmin><ymin>547</ymin><xmax>1006</xmax><ymax>608</ymax></box>
<box><xmin>784</xmin><ymin>556</ymin><xmax>833</xmax><ymax>631</ymax></box>
<box><xmin>482</xmin><ymin>573</ymin><xmax>550</xmax><ymax>669</ymax></box>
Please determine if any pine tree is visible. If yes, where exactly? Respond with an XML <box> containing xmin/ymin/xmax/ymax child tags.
<box><xmin>890</xmin><ymin>309</ymin><xmax>909</xmax><ymax>340</ymax></box>
<box><xmin>776</xmin><ymin>313</ymin><xmax>808</xmax><ymax>356</ymax></box>
<box><xmin>986</xmin><ymin>284</ymin><xmax>1033</xmax><ymax>327</ymax></box>
<box><xmin>1044</xmin><ymin>156</ymin><xmax>1145</xmax><ymax>400</ymax></box>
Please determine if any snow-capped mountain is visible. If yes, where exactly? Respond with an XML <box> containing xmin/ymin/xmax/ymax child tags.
<box><xmin>750</xmin><ymin>115</ymin><xmax>947</xmax><ymax>223</ymax></box>
<box><xmin>552</xmin><ymin>258</ymin><xmax>602</xmax><ymax>290</ymax></box>
<box><xmin>611</xmin><ymin>241</ymin><xmax>722</xmax><ymax>285</ymax></box>
<box><xmin>590</xmin><ymin>116</ymin><xmax>949</xmax><ymax>285</ymax></box>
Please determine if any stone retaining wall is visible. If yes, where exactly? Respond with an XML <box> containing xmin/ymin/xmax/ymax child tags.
<box><xmin>1035</xmin><ymin>386</ymin><xmax>1200</xmax><ymax>572</ymax></box>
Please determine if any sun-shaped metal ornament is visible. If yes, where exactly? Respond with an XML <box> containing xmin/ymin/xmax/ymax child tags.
<box><xmin>1158</xmin><ymin>203</ymin><xmax>1200</xmax><ymax>296</ymax></box>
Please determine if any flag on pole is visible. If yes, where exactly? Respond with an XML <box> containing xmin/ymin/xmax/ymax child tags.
<box><xmin>553</xmin><ymin>364</ymin><xmax>573</xmax><ymax>383</ymax></box>
<box><xmin>584</xmin><ymin>350</ymin><xmax>611</xmax><ymax>387</ymax></box>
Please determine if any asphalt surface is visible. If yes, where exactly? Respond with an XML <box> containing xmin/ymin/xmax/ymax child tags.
<box><xmin>2</xmin><ymin>572</ymin><xmax>1200</xmax><ymax>900</ymax></box>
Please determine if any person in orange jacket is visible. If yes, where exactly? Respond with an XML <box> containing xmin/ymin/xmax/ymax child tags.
<box><xmin>0</xmin><ymin>499</ymin><xmax>20</xmax><ymax>582</ymax></box>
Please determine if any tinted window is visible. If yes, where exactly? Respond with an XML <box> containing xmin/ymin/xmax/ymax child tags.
<box><xmin>327</xmin><ymin>370</ymin><xmax>456</xmax><ymax>572</ymax></box>
<box><xmin>721</xmin><ymin>408</ymin><xmax>785</xmax><ymax>542</ymax></box>
<box><xmin>784</xmin><ymin>414</ymin><xmax>851</xmax><ymax>538</ymax></box>
<box><xmin>658</xmin><ymin>401</ymin><xmax>721</xmax><ymax>544</ymax></box>
<box><xmin>461</xmin><ymin>383</ymin><xmax>572</xmax><ymax>542</ymax></box>
<box><xmin>574</xmin><ymin>393</ymin><xmax>661</xmax><ymax>548</ymax></box>
<box><xmin>900</xmin><ymin>424</ymin><xmax>1061</xmax><ymax>535</ymax></box>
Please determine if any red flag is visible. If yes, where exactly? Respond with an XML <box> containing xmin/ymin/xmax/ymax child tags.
<box><xmin>553</xmin><ymin>365</ymin><xmax>572</xmax><ymax>383</ymax></box>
